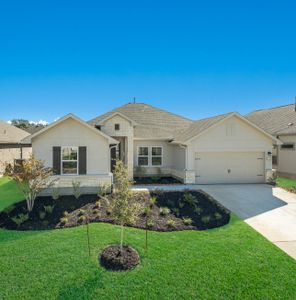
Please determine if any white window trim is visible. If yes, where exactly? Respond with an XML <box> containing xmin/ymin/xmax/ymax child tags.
<box><xmin>61</xmin><ymin>146</ymin><xmax>79</xmax><ymax>175</ymax></box>
<box><xmin>137</xmin><ymin>146</ymin><xmax>149</xmax><ymax>167</ymax></box>
<box><xmin>137</xmin><ymin>146</ymin><xmax>163</xmax><ymax>167</ymax></box>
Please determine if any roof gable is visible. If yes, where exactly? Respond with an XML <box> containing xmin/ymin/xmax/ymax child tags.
<box><xmin>24</xmin><ymin>114</ymin><xmax>118</xmax><ymax>144</ymax></box>
<box><xmin>173</xmin><ymin>112</ymin><xmax>281</xmax><ymax>144</ymax></box>
<box><xmin>0</xmin><ymin>120</ymin><xmax>30</xmax><ymax>144</ymax></box>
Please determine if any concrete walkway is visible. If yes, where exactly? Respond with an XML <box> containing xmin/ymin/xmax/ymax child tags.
<box><xmin>132</xmin><ymin>184</ymin><xmax>296</xmax><ymax>260</ymax></box>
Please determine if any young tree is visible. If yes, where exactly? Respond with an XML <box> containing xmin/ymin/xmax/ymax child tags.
<box><xmin>111</xmin><ymin>160</ymin><xmax>143</xmax><ymax>253</ymax></box>
<box><xmin>4</xmin><ymin>155</ymin><xmax>57</xmax><ymax>212</ymax></box>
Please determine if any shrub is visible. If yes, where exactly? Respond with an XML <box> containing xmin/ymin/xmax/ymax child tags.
<box><xmin>78</xmin><ymin>215</ymin><xmax>86</xmax><ymax>223</ymax></box>
<box><xmin>60</xmin><ymin>217</ymin><xmax>68</xmax><ymax>225</ymax></box>
<box><xmin>63</xmin><ymin>211</ymin><xmax>69</xmax><ymax>217</ymax></box>
<box><xmin>72</xmin><ymin>180</ymin><xmax>82</xmax><ymax>199</ymax></box>
<box><xmin>151</xmin><ymin>176</ymin><xmax>161</xmax><ymax>182</ymax></box>
<box><xmin>4</xmin><ymin>155</ymin><xmax>57</xmax><ymax>212</ymax></box>
<box><xmin>42</xmin><ymin>220</ymin><xmax>49</xmax><ymax>226</ymax></box>
<box><xmin>183</xmin><ymin>217</ymin><xmax>193</xmax><ymax>225</ymax></box>
<box><xmin>194</xmin><ymin>206</ymin><xmax>203</xmax><ymax>214</ymax></box>
<box><xmin>97</xmin><ymin>183</ymin><xmax>109</xmax><ymax>197</ymax></box>
<box><xmin>215</xmin><ymin>212</ymin><xmax>222</xmax><ymax>220</ymax></box>
<box><xmin>94</xmin><ymin>200</ymin><xmax>101</xmax><ymax>209</ymax></box>
<box><xmin>166</xmin><ymin>218</ymin><xmax>176</xmax><ymax>228</ymax></box>
<box><xmin>93</xmin><ymin>208</ymin><xmax>100</xmax><ymax>215</ymax></box>
<box><xmin>143</xmin><ymin>206</ymin><xmax>151</xmax><ymax>216</ymax></box>
<box><xmin>201</xmin><ymin>215</ymin><xmax>211</xmax><ymax>224</ymax></box>
<box><xmin>183</xmin><ymin>192</ymin><xmax>198</xmax><ymax>207</ymax></box>
<box><xmin>171</xmin><ymin>207</ymin><xmax>180</xmax><ymax>216</ymax></box>
<box><xmin>149</xmin><ymin>196</ymin><xmax>157</xmax><ymax>206</ymax></box>
<box><xmin>78</xmin><ymin>209</ymin><xmax>85</xmax><ymax>216</ymax></box>
<box><xmin>106</xmin><ymin>207</ymin><xmax>112</xmax><ymax>215</ymax></box>
<box><xmin>159</xmin><ymin>207</ymin><xmax>170</xmax><ymax>216</ymax></box>
<box><xmin>11</xmin><ymin>213</ymin><xmax>29</xmax><ymax>226</ymax></box>
<box><xmin>39</xmin><ymin>211</ymin><xmax>46</xmax><ymax>220</ymax></box>
<box><xmin>179</xmin><ymin>202</ymin><xmax>184</xmax><ymax>208</ymax></box>
<box><xmin>2</xmin><ymin>205</ymin><xmax>15</xmax><ymax>215</ymax></box>
<box><xmin>147</xmin><ymin>220</ymin><xmax>155</xmax><ymax>228</ymax></box>
<box><xmin>51</xmin><ymin>188</ymin><xmax>60</xmax><ymax>200</ymax></box>
<box><xmin>44</xmin><ymin>205</ymin><xmax>55</xmax><ymax>214</ymax></box>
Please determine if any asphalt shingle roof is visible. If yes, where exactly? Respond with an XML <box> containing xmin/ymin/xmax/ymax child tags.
<box><xmin>0</xmin><ymin>120</ymin><xmax>30</xmax><ymax>144</ymax></box>
<box><xmin>88</xmin><ymin>103</ymin><xmax>194</xmax><ymax>139</ymax></box>
<box><xmin>173</xmin><ymin>112</ymin><xmax>233</xmax><ymax>143</ymax></box>
<box><xmin>246</xmin><ymin>104</ymin><xmax>296</xmax><ymax>136</ymax></box>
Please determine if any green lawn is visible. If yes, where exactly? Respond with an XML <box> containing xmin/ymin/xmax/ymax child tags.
<box><xmin>0</xmin><ymin>177</ymin><xmax>296</xmax><ymax>299</ymax></box>
<box><xmin>0</xmin><ymin>177</ymin><xmax>24</xmax><ymax>211</ymax></box>
<box><xmin>277</xmin><ymin>177</ymin><xmax>296</xmax><ymax>189</ymax></box>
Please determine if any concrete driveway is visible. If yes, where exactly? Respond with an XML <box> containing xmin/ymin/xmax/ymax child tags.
<box><xmin>133</xmin><ymin>184</ymin><xmax>296</xmax><ymax>259</ymax></box>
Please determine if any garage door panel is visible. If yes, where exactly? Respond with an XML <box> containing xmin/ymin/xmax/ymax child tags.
<box><xmin>195</xmin><ymin>152</ymin><xmax>265</xmax><ymax>184</ymax></box>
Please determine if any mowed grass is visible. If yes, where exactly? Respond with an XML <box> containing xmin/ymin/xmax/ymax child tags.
<box><xmin>0</xmin><ymin>177</ymin><xmax>296</xmax><ymax>300</ymax></box>
<box><xmin>0</xmin><ymin>177</ymin><xmax>24</xmax><ymax>211</ymax></box>
<box><xmin>277</xmin><ymin>177</ymin><xmax>296</xmax><ymax>189</ymax></box>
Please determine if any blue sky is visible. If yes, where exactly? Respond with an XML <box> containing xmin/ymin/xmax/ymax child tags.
<box><xmin>0</xmin><ymin>0</ymin><xmax>295</xmax><ymax>123</ymax></box>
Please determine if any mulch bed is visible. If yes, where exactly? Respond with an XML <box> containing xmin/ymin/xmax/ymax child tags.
<box><xmin>0</xmin><ymin>190</ymin><xmax>230</xmax><ymax>231</ymax></box>
<box><xmin>133</xmin><ymin>176</ymin><xmax>182</xmax><ymax>185</ymax></box>
<box><xmin>100</xmin><ymin>245</ymin><xmax>140</xmax><ymax>271</ymax></box>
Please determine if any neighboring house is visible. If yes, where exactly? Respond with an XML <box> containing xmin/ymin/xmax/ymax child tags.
<box><xmin>25</xmin><ymin>103</ymin><xmax>280</xmax><ymax>194</ymax></box>
<box><xmin>246</xmin><ymin>103</ymin><xmax>296</xmax><ymax>178</ymax></box>
<box><xmin>0</xmin><ymin>120</ymin><xmax>32</xmax><ymax>174</ymax></box>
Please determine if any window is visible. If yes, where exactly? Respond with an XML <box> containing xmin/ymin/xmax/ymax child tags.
<box><xmin>115</xmin><ymin>123</ymin><xmax>120</xmax><ymax>131</ymax></box>
<box><xmin>137</xmin><ymin>146</ymin><xmax>163</xmax><ymax>166</ymax></box>
<box><xmin>151</xmin><ymin>147</ymin><xmax>162</xmax><ymax>166</ymax></box>
<box><xmin>61</xmin><ymin>147</ymin><xmax>78</xmax><ymax>174</ymax></box>
<box><xmin>281</xmin><ymin>143</ymin><xmax>295</xmax><ymax>150</ymax></box>
<box><xmin>138</xmin><ymin>147</ymin><xmax>149</xmax><ymax>166</ymax></box>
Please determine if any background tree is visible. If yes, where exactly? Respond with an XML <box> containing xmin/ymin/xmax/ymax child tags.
<box><xmin>111</xmin><ymin>160</ymin><xmax>143</xmax><ymax>253</ymax></box>
<box><xmin>10</xmin><ymin>119</ymin><xmax>31</xmax><ymax>129</ymax></box>
<box><xmin>4</xmin><ymin>155</ymin><xmax>57</xmax><ymax>212</ymax></box>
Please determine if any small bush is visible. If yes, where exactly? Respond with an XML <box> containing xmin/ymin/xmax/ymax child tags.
<box><xmin>201</xmin><ymin>215</ymin><xmax>211</xmax><ymax>224</ymax></box>
<box><xmin>78</xmin><ymin>209</ymin><xmax>85</xmax><ymax>216</ymax></box>
<box><xmin>42</xmin><ymin>220</ymin><xmax>49</xmax><ymax>226</ymax></box>
<box><xmin>151</xmin><ymin>176</ymin><xmax>161</xmax><ymax>182</ymax></box>
<box><xmin>44</xmin><ymin>205</ymin><xmax>55</xmax><ymax>214</ymax></box>
<box><xmin>39</xmin><ymin>211</ymin><xmax>46</xmax><ymax>220</ymax></box>
<box><xmin>60</xmin><ymin>217</ymin><xmax>68</xmax><ymax>225</ymax></box>
<box><xmin>149</xmin><ymin>196</ymin><xmax>157</xmax><ymax>206</ymax></box>
<box><xmin>179</xmin><ymin>202</ymin><xmax>184</xmax><ymax>208</ymax></box>
<box><xmin>183</xmin><ymin>217</ymin><xmax>193</xmax><ymax>225</ymax></box>
<box><xmin>171</xmin><ymin>207</ymin><xmax>180</xmax><ymax>216</ymax></box>
<box><xmin>94</xmin><ymin>200</ymin><xmax>101</xmax><ymax>209</ymax></box>
<box><xmin>11</xmin><ymin>213</ymin><xmax>29</xmax><ymax>226</ymax></box>
<box><xmin>183</xmin><ymin>192</ymin><xmax>198</xmax><ymax>207</ymax></box>
<box><xmin>63</xmin><ymin>211</ymin><xmax>69</xmax><ymax>217</ymax></box>
<box><xmin>78</xmin><ymin>215</ymin><xmax>86</xmax><ymax>223</ymax></box>
<box><xmin>93</xmin><ymin>208</ymin><xmax>100</xmax><ymax>215</ymax></box>
<box><xmin>147</xmin><ymin>220</ymin><xmax>155</xmax><ymax>228</ymax></box>
<box><xmin>106</xmin><ymin>207</ymin><xmax>112</xmax><ymax>215</ymax></box>
<box><xmin>194</xmin><ymin>206</ymin><xmax>203</xmax><ymax>214</ymax></box>
<box><xmin>72</xmin><ymin>180</ymin><xmax>82</xmax><ymax>199</ymax></box>
<box><xmin>97</xmin><ymin>183</ymin><xmax>109</xmax><ymax>197</ymax></box>
<box><xmin>51</xmin><ymin>188</ymin><xmax>60</xmax><ymax>200</ymax></box>
<box><xmin>166</xmin><ymin>218</ymin><xmax>176</xmax><ymax>228</ymax></box>
<box><xmin>143</xmin><ymin>206</ymin><xmax>151</xmax><ymax>216</ymax></box>
<box><xmin>215</xmin><ymin>212</ymin><xmax>222</xmax><ymax>220</ymax></box>
<box><xmin>159</xmin><ymin>207</ymin><xmax>170</xmax><ymax>216</ymax></box>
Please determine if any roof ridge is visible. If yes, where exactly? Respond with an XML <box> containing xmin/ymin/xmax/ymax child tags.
<box><xmin>193</xmin><ymin>112</ymin><xmax>233</xmax><ymax>123</ymax></box>
<box><xmin>249</xmin><ymin>103</ymin><xmax>294</xmax><ymax>113</ymax></box>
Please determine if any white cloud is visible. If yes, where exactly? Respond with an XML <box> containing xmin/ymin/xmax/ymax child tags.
<box><xmin>53</xmin><ymin>117</ymin><xmax>60</xmax><ymax>122</ymax></box>
<box><xmin>7</xmin><ymin>120</ymin><xmax>12</xmax><ymax>124</ymax></box>
<box><xmin>29</xmin><ymin>120</ymin><xmax>49</xmax><ymax>126</ymax></box>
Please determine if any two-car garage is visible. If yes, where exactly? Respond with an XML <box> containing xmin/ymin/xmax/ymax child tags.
<box><xmin>194</xmin><ymin>151</ymin><xmax>266</xmax><ymax>184</ymax></box>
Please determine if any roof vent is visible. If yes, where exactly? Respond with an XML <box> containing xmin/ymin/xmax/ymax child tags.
<box><xmin>288</xmin><ymin>122</ymin><xmax>294</xmax><ymax>126</ymax></box>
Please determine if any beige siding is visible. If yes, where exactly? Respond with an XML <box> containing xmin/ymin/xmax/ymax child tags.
<box><xmin>0</xmin><ymin>146</ymin><xmax>31</xmax><ymax>174</ymax></box>
<box><xmin>187</xmin><ymin>115</ymin><xmax>274</xmax><ymax>182</ymax></box>
<box><xmin>32</xmin><ymin>118</ymin><xmax>110</xmax><ymax>174</ymax></box>
<box><xmin>277</xmin><ymin>135</ymin><xmax>296</xmax><ymax>175</ymax></box>
<box><xmin>101</xmin><ymin>115</ymin><xmax>134</xmax><ymax>178</ymax></box>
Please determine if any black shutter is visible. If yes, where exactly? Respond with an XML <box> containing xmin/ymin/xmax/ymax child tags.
<box><xmin>79</xmin><ymin>146</ymin><xmax>87</xmax><ymax>175</ymax></box>
<box><xmin>53</xmin><ymin>147</ymin><xmax>61</xmax><ymax>175</ymax></box>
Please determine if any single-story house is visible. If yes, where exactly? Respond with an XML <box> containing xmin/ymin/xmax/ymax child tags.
<box><xmin>24</xmin><ymin>103</ymin><xmax>281</xmax><ymax>194</ymax></box>
<box><xmin>0</xmin><ymin>120</ymin><xmax>32</xmax><ymax>174</ymax></box>
<box><xmin>246</xmin><ymin>103</ymin><xmax>296</xmax><ymax>179</ymax></box>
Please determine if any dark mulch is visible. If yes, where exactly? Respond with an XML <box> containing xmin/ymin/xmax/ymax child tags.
<box><xmin>0</xmin><ymin>190</ymin><xmax>230</xmax><ymax>231</ymax></box>
<box><xmin>100</xmin><ymin>245</ymin><xmax>140</xmax><ymax>271</ymax></box>
<box><xmin>133</xmin><ymin>176</ymin><xmax>182</xmax><ymax>185</ymax></box>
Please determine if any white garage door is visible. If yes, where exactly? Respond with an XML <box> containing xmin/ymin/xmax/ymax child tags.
<box><xmin>195</xmin><ymin>152</ymin><xmax>265</xmax><ymax>184</ymax></box>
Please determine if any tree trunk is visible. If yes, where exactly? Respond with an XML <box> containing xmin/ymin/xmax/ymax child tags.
<box><xmin>120</xmin><ymin>222</ymin><xmax>124</xmax><ymax>254</ymax></box>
